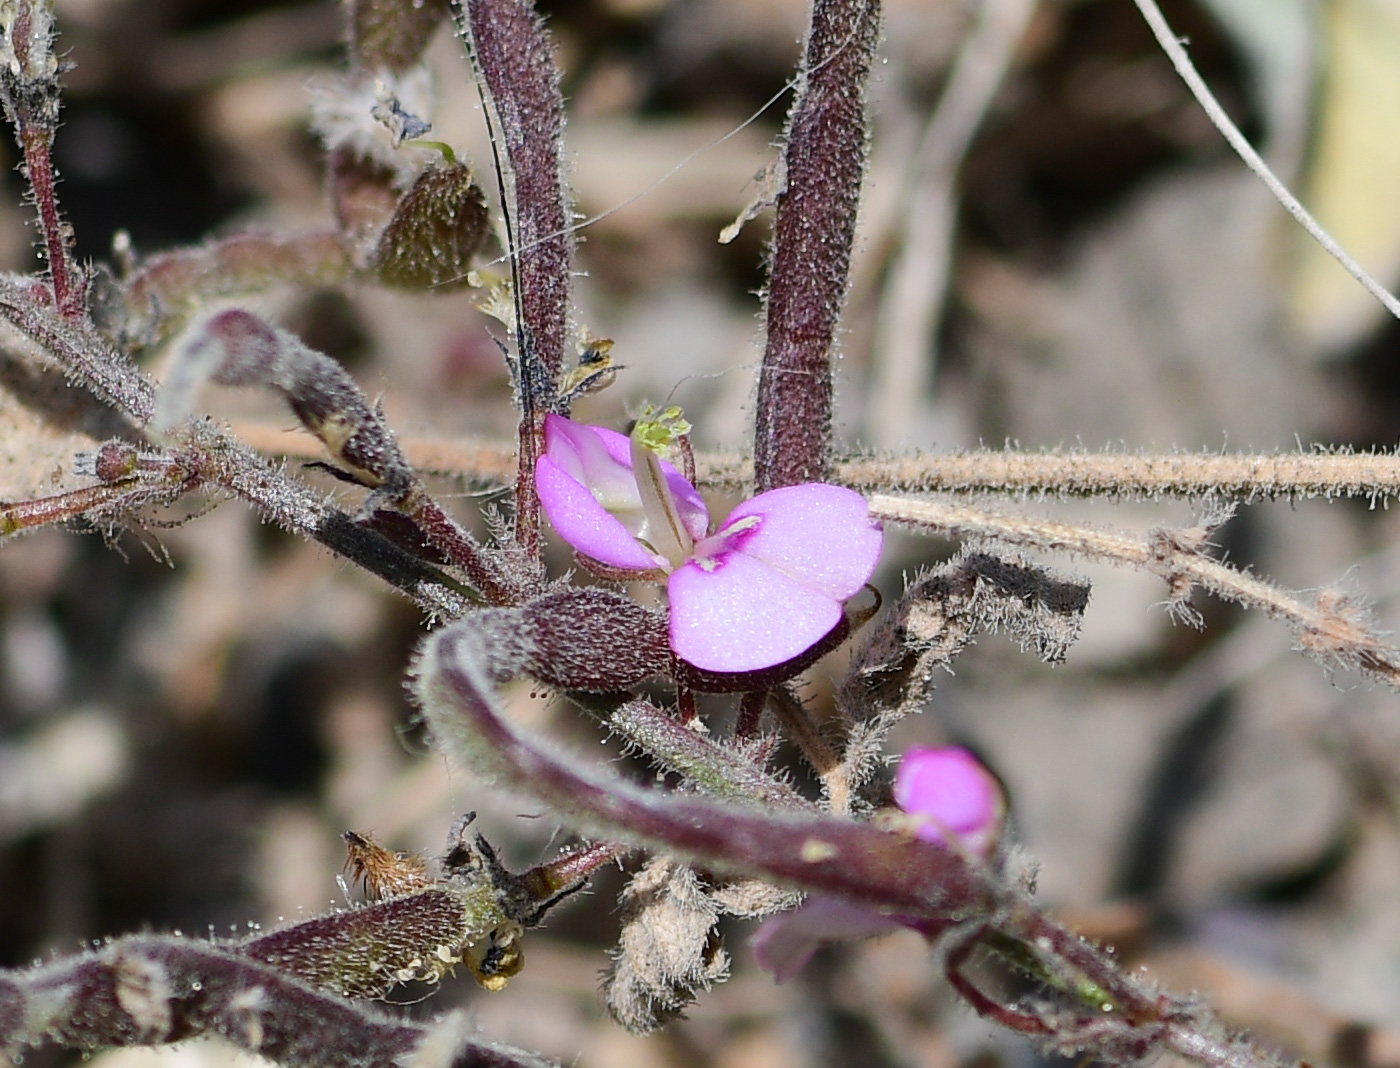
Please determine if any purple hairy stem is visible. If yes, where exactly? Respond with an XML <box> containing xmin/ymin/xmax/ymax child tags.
<box><xmin>451</xmin><ymin>0</ymin><xmax>571</xmax><ymax>558</ymax></box>
<box><xmin>418</xmin><ymin>621</ymin><xmax>996</xmax><ymax>917</ymax></box>
<box><xmin>417</xmin><ymin>617</ymin><xmax>1295</xmax><ymax>1068</ymax></box>
<box><xmin>753</xmin><ymin>0</ymin><xmax>880</xmax><ymax>491</ymax></box>
<box><xmin>0</xmin><ymin>936</ymin><xmax>553</xmax><ymax>1068</ymax></box>
<box><xmin>123</xmin><ymin>231</ymin><xmax>356</xmax><ymax>346</ymax></box>
<box><xmin>0</xmin><ymin>0</ymin><xmax>86</xmax><ymax>320</ymax></box>
<box><xmin>169</xmin><ymin>309</ymin><xmax>527</xmax><ymax>605</ymax></box>
<box><xmin>0</xmin><ymin>278</ymin><xmax>156</xmax><ymax>424</ymax></box>
<box><xmin>0</xmin><ymin>300</ymin><xmax>472</xmax><ymax>611</ymax></box>
<box><xmin>179</xmin><ymin>421</ymin><xmax>472</xmax><ymax>617</ymax></box>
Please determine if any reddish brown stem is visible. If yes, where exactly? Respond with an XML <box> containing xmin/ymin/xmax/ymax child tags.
<box><xmin>1007</xmin><ymin>904</ymin><xmax>1176</xmax><ymax>1026</ymax></box>
<box><xmin>3</xmin><ymin>0</ymin><xmax>85</xmax><ymax>321</ymax></box>
<box><xmin>400</xmin><ymin>487</ymin><xmax>533</xmax><ymax>605</ymax></box>
<box><xmin>676</xmin><ymin>686</ymin><xmax>698</xmax><ymax>725</ymax></box>
<box><xmin>944</xmin><ymin>924</ymin><xmax>1053</xmax><ymax>1034</ymax></box>
<box><xmin>524</xmin><ymin>840</ymin><xmax>627</xmax><ymax>900</ymax></box>
<box><xmin>451</xmin><ymin>0</ymin><xmax>571</xmax><ymax>558</ymax></box>
<box><xmin>20</xmin><ymin>128</ymin><xmax>83</xmax><ymax>319</ymax></box>
<box><xmin>677</xmin><ymin>433</ymin><xmax>696</xmax><ymax>487</ymax></box>
<box><xmin>753</xmin><ymin>0</ymin><xmax>880</xmax><ymax>490</ymax></box>
<box><xmin>0</xmin><ymin>478</ymin><xmax>179</xmax><ymax>537</ymax></box>
<box><xmin>735</xmin><ymin>689</ymin><xmax>768</xmax><ymax>738</ymax></box>
<box><xmin>515</xmin><ymin>420</ymin><xmax>543</xmax><ymax>558</ymax></box>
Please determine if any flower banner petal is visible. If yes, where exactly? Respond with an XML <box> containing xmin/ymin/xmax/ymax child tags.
<box><xmin>592</xmin><ymin>422</ymin><xmax>710</xmax><ymax>542</ymax></box>
<box><xmin>542</xmin><ymin>415</ymin><xmax>710</xmax><ymax>544</ymax></box>
<box><xmin>720</xmin><ymin>484</ymin><xmax>883</xmax><ymax>600</ymax></box>
<box><xmin>668</xmin><ymin>550</ymin><xmax>840</xmax><ymax>672</ymax></box>
<box><xmin>543</xmin><ymin>415</ymin><xmax>641</xmax><ymax>517</ymax></box>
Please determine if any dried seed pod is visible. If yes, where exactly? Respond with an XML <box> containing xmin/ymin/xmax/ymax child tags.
<box><xmin>370</xmin><ymin>164</ymin><xmax>490</xmax><ymax>291</ymax></box>
<box><xmin>348</xmin><ymin>0</ymin><xmax>451</xmax><ymax>74</ymax></box>
<box><xmin>602</xmin><ymin>859</ymin><xmax>728</xmax><ymax>1034</ymax></box>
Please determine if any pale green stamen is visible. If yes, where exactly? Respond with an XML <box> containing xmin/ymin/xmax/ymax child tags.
<box><xmin>629</xmin><ymin>405</ymin><xmax>695</xmax><ymax>569</ymax></box>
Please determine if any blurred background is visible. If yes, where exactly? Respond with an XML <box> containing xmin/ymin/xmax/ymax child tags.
<box><xmin>4</xmin><ymin>0</ymin><xmax>1400</xmax><ymax>1066</ymax></box>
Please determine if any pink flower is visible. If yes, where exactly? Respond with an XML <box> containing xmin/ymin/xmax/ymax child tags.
<box><xmin>535</xmin><ymin>413</ymin><xmax>883</xmax><ymax>674</ymax></box>
<box><xmin>751</xmin><ymin>746</ymin><xmax>1005</xmax><ymax>983</ymax></box>
<box><xmin>893</xmin><ymin>746</ymin><xmax>1006</xmax><ymax>856</ymax></box>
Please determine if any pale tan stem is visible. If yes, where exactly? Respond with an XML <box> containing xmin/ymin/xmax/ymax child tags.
<box><xmin>768</xmin><ymin>686</ymin><xmax>849</xmax><ymax>813</ymax></box>
<box><xmin>870</xmin><ymin>494</ymin><xmax>1400</xmax><ymax>688</ymax></box>
<box><xmin>231</xmin><ymin>425</ymin><xmax>1400</xmax><ymax>504</ymax></box>
<box><xmin>231</xmin><ymin>422</ymin><xmax>520</xmax><ymax>485</ymax></box>
<box><xmin>842</xmin><ymin>450</ymin><xmax>1400</xmax><ymax>500</ymax></box>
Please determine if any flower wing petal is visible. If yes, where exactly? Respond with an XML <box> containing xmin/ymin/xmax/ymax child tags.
<box><xmin>752</xmin><ymin>897</ymin><xmax>902</xmax><ymax>985</ymax></box>
<box><xmin>536</xmin><ymin>455</ymin><xmax>664</xmax><ymax>570</ymax></box>
<box><xmin>544</xmin><ymin>415</ymin><xmax>639</xmax><ymax>513</ymax></box>
<box><xmin>720</xmin><ymin>484</ymin><xmax>882</xmax><ymax>600</ymax></box>
<box><xmin>544</xmin><ymin>415</ymin><xmax>709</xmax><ymax>540</ymax></box>
<box><xmin>668</xmin><ymin>551</ymin><xmax>840</xmax><ymax>672</ymax></box>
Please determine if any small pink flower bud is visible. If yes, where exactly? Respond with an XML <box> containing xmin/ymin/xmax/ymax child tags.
<box><xmin>893</xmin><ymin>746</ymin><xmax>1005</xmax><ymax>856</ymax></box>
<box><xmin>751</xmin><ymin>747</ymin><xmax>1005</xmax><ymax>985</ymax></box>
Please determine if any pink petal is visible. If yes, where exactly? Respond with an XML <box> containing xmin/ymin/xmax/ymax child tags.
<box><xmin>893</xmin><ymin>747</ymin><xmax>1004</xmax><ymax>855</ymax></box>
<box><xmin>719</xmin><ymin>484</ymin><xmax>882</xmax><ymax>601</ymax></box>
<box><xmin>752</xmin><ymin>897</ymin><xmax>903</xmax><ymax>984</ymax></box>
<box><xmin>668</xmin><ymin>551</ymin><xmax>840</xmax><ymax>672</ymax></box>
<box><xmin>536</xmin><ymin>455</ymin><xmax>664</xmax><ymax>570</ymax></box>
<box><xmin>543</xmin><ymin>415</ymin><xmax>639</xmax><ymax>514</ymax></box>
<box><xmin>543</xmin><ymin>415</ymin><xmax>709</xmax><ymax>541</ymax></box>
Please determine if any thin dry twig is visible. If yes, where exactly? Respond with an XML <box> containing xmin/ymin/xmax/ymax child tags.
<box><xmin>230</xmin><ymin>424</ymin><xmax>1400</xmax><ymax>503</ymax></box>
<box><xmin>1131</xmin><ymin>0</ymin><xmax>1400</xmax><ymax>324</ymax></box>
<box><xmin>840</xmin><ymin>448</ymin><xmax>1400</xmax><ymax>501</ymax></box>
<box><xmin>871</xmin><ymin>494</ymin><xmax>1400</xmax><ymax>687</ymax></box>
